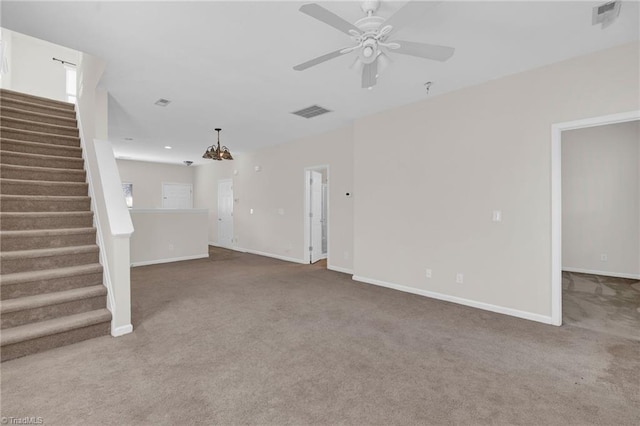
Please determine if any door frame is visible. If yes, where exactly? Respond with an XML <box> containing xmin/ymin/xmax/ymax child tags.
<box><xmin>550</xmin><ymin>110</ymin><xmax>640</xmax><ymax>326</ymax></box>
<box><xmin>304</xmin><ymin>165</ymin><xmax>329</xmax><ymax>264</ymax></box>
<box><xmin>217</xmin><ymin>178</ymin><xmax>234</xmax><ymax>248</ymax></box>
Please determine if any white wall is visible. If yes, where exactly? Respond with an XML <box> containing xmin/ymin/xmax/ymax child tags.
<box><xmin>562</xmin><ymin>121</ymin><xmax>640</xmax><ymax>278</ymax></box>
<box><xmin>352</xmin><ymin>42</ymin><xmax>639</xmax><ymax>322</ymax></box>
<box><xmin>77</xmin><ymin>52</ymin><xmax>133</xmax><ymax>336</ymax></box>
<box><xmin>9</xmin><ymin>30</ymin><xmax>78</xmax><ymax>101</ymax></box>
<box><xmin>130</xmin><ymin>210</ymin><xmax>209</xmax><ymax>266</ymax></box>
<box><xmin>0</xmin><ymin>28</ymin><xmax>13</xmax><ymax>90</ymax></box>
<box><xmin>193</xmin><ymin>125</ymin><xmax>355</xmax><ymax>272</ymax></box>
<box><xmin>116</xmin><ymin>159</ymin><xmax>195</xmax><ymax>209</ymax></box>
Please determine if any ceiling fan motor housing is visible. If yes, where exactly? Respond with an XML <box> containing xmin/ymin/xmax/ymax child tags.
<box><xmin>354</xmin><ymin>16</ymin><xmax>385</xmax><ymax>63</ymax></box>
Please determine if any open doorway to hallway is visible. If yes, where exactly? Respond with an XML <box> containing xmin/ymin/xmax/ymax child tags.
<box><xmin>304</xmin><ymin>166</ymin><xmax>328</xmax><ymax>265</ymax></box>
<box><xmin>557</xmin><ymin>118</ymin><xmax>639</xmax><ymax>340</ymax></box>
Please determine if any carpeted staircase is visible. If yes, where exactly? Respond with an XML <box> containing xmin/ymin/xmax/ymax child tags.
<box><xmin>0</xmin><ymin>88</ymin><xmax>111</xmax><ymax>362</ymax></box>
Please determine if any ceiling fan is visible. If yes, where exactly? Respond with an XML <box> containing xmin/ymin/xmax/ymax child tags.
<box><xmin>293</xmin><ymin>0</ymin><xmax>455</xmax><ymax>89</ymax></box>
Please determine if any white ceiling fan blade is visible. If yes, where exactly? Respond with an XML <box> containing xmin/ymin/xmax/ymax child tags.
<box><xmin>299</xmin><ymin>3</ymin><xmax>362</xmax><ymax>36</ymax></box>
<box><xmin>340</xmin><ymin>44</ymin><xmax>361</xmax><ymax>54</ymax></box>
<box><xmin>392</xmin><ymin>40</ymin><xmax>455</xmax><ymax>62</ymax></box>
<box><xmin>384</xmin><ymin>1</ymin><xmax>440</xmax><ymax>35</ymax></box>
<box><xmin>293</xmin><ymin>48</ymin><xmax>349</xmax><ymax>71</ymax></box>
<box><xmin>361</xmin><ymin>60</ymin><xmax>378</xmax><ymax>89</ymax></box>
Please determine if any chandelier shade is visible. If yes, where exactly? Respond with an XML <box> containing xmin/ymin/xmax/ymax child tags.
<box><xmin>203</xmin><ymin>128</ymin><xmax>233</xmax><ymax>161</ymax></box>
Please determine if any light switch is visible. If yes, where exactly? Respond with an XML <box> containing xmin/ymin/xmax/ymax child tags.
<box><xmin>250</xmin><ymin>208</ymin><xmax>254</xmax><ymax>215</ymax></box>
<box><xmin>492</xmin><ymin>210</ymin><xmax>502</xmax><ymax>222</ymax></box>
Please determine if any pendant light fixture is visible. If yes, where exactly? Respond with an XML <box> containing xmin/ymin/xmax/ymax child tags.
<box><xmin>202</xmin><ymin>128</ymin><xmax>233</xmax><ymax>161</ymax></box>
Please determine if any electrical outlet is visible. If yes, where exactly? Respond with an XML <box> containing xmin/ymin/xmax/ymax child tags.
<box><xmin>600</xmin><ymin>253</ymin><xmax>608</xmax><ymax>262</ymax></box>
<box><xmin>344</xmin><ymin>251</ymin><xmax>350</xmax><ymax>260</ymax></box>
<box><xmin>456</xmin><ymin>273</ymin><xmax>464</xmax><ymax>284</ymax></box>
<box><xmin>426</xmin><ymin>269</ymin><xmax>432</xmax><ymax>278</ymax></box>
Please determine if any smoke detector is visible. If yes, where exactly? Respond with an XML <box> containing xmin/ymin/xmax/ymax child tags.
<box><xmin>592</xmin><ymin>1</ymin><xmax>621</xmax><ymax>28</ymax></box>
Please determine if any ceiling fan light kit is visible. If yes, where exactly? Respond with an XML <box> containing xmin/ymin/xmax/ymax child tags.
<box><xmin>202</xmin><ymin>128</ymin><xmax>233</xmax><ymax>161</ymax></box>
<box><xmin>293</xmin><ymin>0</ymin><xmax>455</xmax><ymax>89</ymax></box>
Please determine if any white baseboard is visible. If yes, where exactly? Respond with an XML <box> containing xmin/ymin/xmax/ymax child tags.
<box><xmin>352</xmin><ymin>275</ymin><xmax>555</xmax><ymax>326</ymax></box>
<box><xmin>328</xmin><ymin>264</ymin><xmax>354</xmax><ymax>275</ymax></box>
<box><xmin>236</xmin><ymin>247</ymin><xmax>307</xmax><ymax>265</ymax></box>
<box><xmin>111</xmin><ymin>324</ymin><xmax>133</xmax><ymax>337</ymax></box>
<box><xmin>562</xmin><ymin>267</ymin><xmax>640</xmax><ymax>280</ymax></box>
<box><xmin>131</xmin><ymin>253</ymin><xmax>209</xmax><ymax>267</ymax></box>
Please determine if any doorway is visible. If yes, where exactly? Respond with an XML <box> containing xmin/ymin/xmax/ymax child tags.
<box><xmin>304</xmin><ymin>166</ymin><xmax>328</xmax><ymax>265</ymax></box>
<box><xmin>217</xmin><ymin>179</ymin><xmax>234</xmax><ymax>248</ymax></box>
<box><xmin>551</xmin><ymin>110</ymin><xmax>640</xmax><ymax>331</ymax></box>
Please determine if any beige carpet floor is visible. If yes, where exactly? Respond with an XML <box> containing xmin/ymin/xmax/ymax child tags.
<box><xmin>563</xmin><ymin>271</ymin><xmax>640</xmax><ymax>341</ymax></box>
<box><xmin>1</xmin><ymin>247</ymin><xmax>638</xmax><ymax>425</ymax></box>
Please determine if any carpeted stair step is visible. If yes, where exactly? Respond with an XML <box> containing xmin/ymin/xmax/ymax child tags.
<box><xmin>0</xmin><ymin>97</ymin><xmax>76</xmax><ymax>119</ymax></box>
<box><xmin>0</xmin><ymin>195</ymin><xmax>91</xmax><ymax>212</ymax></box>
<box><xmin>0</xmin><ymin>164</ymin><xmax>86</xmax><ymax>182</ymax></box>
<box><xmin>0</xmin><ymin>178</ymin><xmax>89</xmax><ymax>196</ymax></box>
<box><xmin>1</xmin><ymin>228</ymin><xmax>96</xmax><ymax>251</ymax></box>
<box><xmin>1</xmin><ymin>138</ymin><xmax>83</xmax><ymax>158</ymax></box>
<box><xmin>0</xmin><ymin>211</ymin><xmax>93</xmax><ymax>231</ymax></box>
<box><xmin>0</xmin><ymin>127</ymin><xmax>80</xmax><ymax>147</ymax></box>
<box><xmin>1</xmin><ymin>285</ymin><xmax>107</xmax><ymax>329</ymax></box>
<box><xmin>1</xmin><ymin>106</ymin><xmax>77</xmax><ymax>127</ymax></box>
<box><xmin>0</xmin><ymin>88</ymin><xmax>75</xmax><ymax>111</ymax></box>
<box><xmin>1</xmin><ymin>116</ymin><xmax>79</xmax><ymax>137</ymax></box>
<box><xmin>0</xmin><ymin>263</ymin><xmax>103</xmax><ymax>300</ymax></box>
<box><xmin>0</xmin><ymin>308</ymin><xmax>111</xmax><ymax>361</ymax></box>
<box><xmin>0</xmin><ymin>244</ymin><xmax>99</xmax><ymax>274</ymax></box>
<box><xmin>0</xmin><ymin>151</ymin><xmax>84</xmax><ymax>169</ymax></box>
<box><xmin>0</xmin><ymin>89</ymin><xmax>111</xmax><ymax>360</ymax></box>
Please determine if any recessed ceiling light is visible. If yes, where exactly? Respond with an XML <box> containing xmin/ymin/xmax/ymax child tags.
<box><xmin>155</xmin><ymin>98</ymin><xmax>171</xmax><ymax>107</ymax></box>
<box><xmin>164</xmin><ymin>146</ymin><xmax>172</xmax><ymax>149</ymax></box>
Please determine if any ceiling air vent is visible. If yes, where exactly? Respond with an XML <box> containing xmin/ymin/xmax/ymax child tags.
<box><xmin>154</xmin><ymin>98</ymin><xmax>171</xmax><ymax>107</ymax></box>
<box><xmin>291</xmin><ymin>105</ymin><xmax>332</xmax><ymax>119</ymax></box>
<box><xmin>592</xmin><ymin>1</ymin><xmax>621</xmax><ymax>28</ymax></box>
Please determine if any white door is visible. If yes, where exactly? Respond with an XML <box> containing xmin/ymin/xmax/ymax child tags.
<box><xmin>217</xmin><ymin>179</ymin><xmax>234</xmax><ymax>247</ymax></box>
<box><xmin>308</xmin><ymin>170</ymin><xmax>324</xmax><ymax>263</ymax></box>
<box><xmin>162</xmin><ymin>183</ymin><xmax>192</xmax><ymax>209</ymax></box>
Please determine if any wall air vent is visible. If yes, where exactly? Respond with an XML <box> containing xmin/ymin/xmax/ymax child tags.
<box><xmin>291</xmin><ymin>105</ymin><xmax>332</xmax><ymax>119</ymax></box>
<box><xmin>592</xmin><ymin>1</ymin><xmax>621</xmax><ymax>28</ymax></box>
<box><xmin>154</xmin><ymin>98</ymin><xmax>171</xmax><ymax>107</ymax></box>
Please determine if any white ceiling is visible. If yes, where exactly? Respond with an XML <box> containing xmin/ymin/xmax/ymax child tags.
<box><xmin>1</xmin><ymin>1</ymin><xmax>638</xmax><ymax>164</ymax></box>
